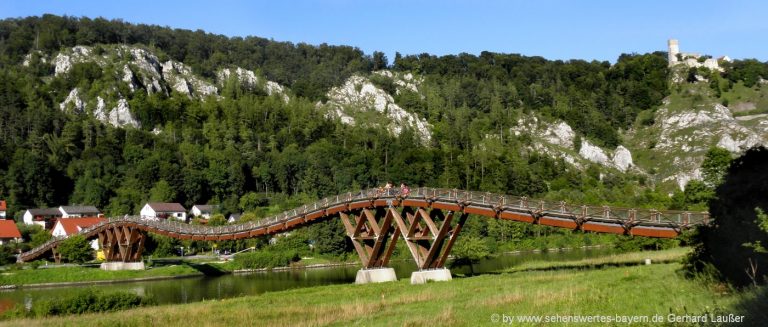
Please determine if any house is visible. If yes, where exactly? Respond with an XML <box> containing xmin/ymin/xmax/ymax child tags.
<box><xmin>0</xmin><ymin>200</ymin><xmax>7</xmax><ymax>219</ymax></box>
<box><xmin>0</xmin><ymin>220</ymin><xmax>21</xmax><ymax>245</ymax></box>
<box><xmin>190</xmin><ymin>204</ymin><xmax>218</xmax><ymax>219</ymax></box>
<box><xmin>140</xmin><ymin>203</ymin><xmax>187</xmax><ymax>221</ymax></box>
<box><xmin>228</xmin><ymin>213</ymin><xmax>242</xmax><ymax>224</ymax></box>
<box><xmin>22</xmin><ymin>208</ymin><xmax>63</xmax><ymax>229</ymax></box>
<box><xmin>51</xmin><ymin>217</ymin><xmax>106</xmax><ymax>250</ymax></box>
<box><xmin>59</xmin><ymin>205</ymin><xmax>101</xmax><ymax>218</ymax></box>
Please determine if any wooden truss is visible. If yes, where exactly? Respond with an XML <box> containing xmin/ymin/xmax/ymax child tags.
<box><xmin>341</xmin><ymin>206</ymin><xmax>467</xmax><ymax>270</ymax></box>
<box><xmin>392</xmin><ymin>208</ymin><xmax>467</xmax><ymax>270</ymax></box>
<box><xmin>340</xmin><ymin>208</ymin><xmax>401</xmax><ymax>269</ymax></box>
<box><xmin>98</xmin><ymin>224</ymin><xmax>146</xmax><ymax>262</ymax></box>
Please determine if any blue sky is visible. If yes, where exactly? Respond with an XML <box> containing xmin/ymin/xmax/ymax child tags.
<box><xmin>2</xmin><ymin>0</ymin><xmax>766</xmax><ymax>62</ymax></box>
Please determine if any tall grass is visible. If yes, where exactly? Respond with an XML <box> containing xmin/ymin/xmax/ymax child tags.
<box><xmin>4</xmin><ymin>249</ymin><xmax>761</xmax><ymax>326</ymax></box>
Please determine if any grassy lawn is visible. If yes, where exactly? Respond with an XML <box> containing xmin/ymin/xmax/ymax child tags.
<box><xmin>0</xmin><ymin>264</ymin><xmax>203</xmax><ymax>286</ymax></box>
<box><xmin>4</xmin><ymin>248</ymin><xmax>764</xmax><ymax>326</ymax></box>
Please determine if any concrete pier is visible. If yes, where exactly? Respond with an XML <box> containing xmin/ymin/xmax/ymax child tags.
<box><xmin>100</xmin><ymin>261</ymin><xmax>146</xmax><ymax>271</ymax></box>
<box><xmin>410</xmin><ymin>268</ymin><xmax>452</xmax><ymax>284</ymax></box>
<box><xmin>355</xmin><ymin>268</ymin><xmax>397</xmax><ymax>284</ymax></box>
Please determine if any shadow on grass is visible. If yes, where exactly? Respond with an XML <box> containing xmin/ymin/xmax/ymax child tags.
<box><xmin>728</xmin><ymin>285</ymin><xmax>768</xmax><ymax>327</ymax></box>
<box><xmin>450</xmin><ymin>259</ymin><xmax>681</xmax><ymax>278</ymax></box>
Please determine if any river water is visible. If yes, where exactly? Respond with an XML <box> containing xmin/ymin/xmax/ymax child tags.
<box><xmin>1</xmin><ymin>247</ymin><xmax>616</xmax><ymax>310</ymax></box>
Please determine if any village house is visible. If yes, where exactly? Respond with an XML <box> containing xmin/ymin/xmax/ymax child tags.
<box><xmin>190</xmin><ymin>204</ymin><xmax>218</xmax><ymax>219</ymax></box>
<box><xmin>51</xmin><ymin>217</ymin><xmax>106</xmax><ymax>250</ymax></box>
<box><xmin>0</xmin><ymin>219</ymin><xmax>21</xmax><ymax>245</ymax></box>
<box><xmin>140</xmin><ymin>202</ymin><xmax>187</xmax><ymax>221</ymax></box>
<box><xmin>0</xmin><ymin>200</ymin><xmax>7</xmax><ymax>219</ymax></box>
<box><xmin>59</xmin><ymin>205</ymin><xmax>101</xmax><ymax>218</ymax></box>
<box><xmin>22</xmin><ymin>208</ymin><xmax>63</xmax><ymax>229</ymax></box>
<box><xmin>228</xmin><ymin>213</ymin><xmax>242</xmax><ymax>224</ymax></box>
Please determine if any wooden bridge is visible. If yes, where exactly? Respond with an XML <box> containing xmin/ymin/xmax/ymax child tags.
<box><xmin>18</xmin><ymin>188</ymin><xmax>708</xmax><ymax>282</ymax></box>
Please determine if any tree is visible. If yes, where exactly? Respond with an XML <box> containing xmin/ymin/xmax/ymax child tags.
<box><xmin>684</xmin><ymin>147</ymin><xmax>768</xmax><ymax>287</ymax></box>
<box><xmin>149</xmin><ymin>180</ymin><xmax>176</xmax><ymax>202</ymax></box>
<box><xmin>30</xmin><ymin>226</ymin><xmax>52</xmax><ymax>247</ymax></box>
<box><xmin>449</xmin><ymin>235</ymin><xmax>490</xmax><ymax>275</ymax></box>
<box><xmin>701</xmin><ymin>147</ymin><xmax>733</xmax><ymax>188</ymax></box>
<box><xmin>57</xmin><ymin>235</ymin><xmax>94</xmax><ymax>263</ymax></box>
<box><xmin>208</xmin><ymin>213</ymin><xmax>227</xmax><ymax>226</ymax></box>
<box><xmin>372</xmin><ymin>51</ymin><xmax>388</xmax><ymax>70</ymax></box>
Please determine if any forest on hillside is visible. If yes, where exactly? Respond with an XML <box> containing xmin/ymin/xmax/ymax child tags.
<box><xmin>0</xmin><ymin>14</ymin><xmax>766</xmax><ymax>233</ymax></box>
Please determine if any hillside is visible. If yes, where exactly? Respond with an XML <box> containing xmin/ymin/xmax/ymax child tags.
<box><xmin>0</xmin><ymin>15</ymin><xmax>767</xmax><ymax>220</ymax></box>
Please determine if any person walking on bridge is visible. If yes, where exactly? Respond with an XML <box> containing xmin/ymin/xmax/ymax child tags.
<box><xmin>400</xmin><ymin>183</ymin><xmax>410</xmax><ymax>197</ymax></box>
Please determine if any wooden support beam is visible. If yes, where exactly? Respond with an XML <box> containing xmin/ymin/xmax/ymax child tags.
<box><xmin>435</xmin><ymin>213</ymin><xmax>468</xmax><ymax>268</ymax></box>
<box><xmin>341</xmin><ymin>208</ymin><xmax>401</xmax><ymax>269</ymax></box>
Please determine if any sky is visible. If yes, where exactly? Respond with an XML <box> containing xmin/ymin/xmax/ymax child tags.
<box><xmin>2</xmin><ymin>0</ymin><xmax>766</xmax><ymax>63</ymax></box>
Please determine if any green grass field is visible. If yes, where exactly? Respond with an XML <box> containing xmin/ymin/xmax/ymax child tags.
<box><xmin>4</xmin><ymin>248</ymin><xmax>765</xmax><ymax>326</ymax></box>
<box><xmin>0</xmin><ymin>264</ymin><xmax>203</xmax><ymax>286</ymax></box>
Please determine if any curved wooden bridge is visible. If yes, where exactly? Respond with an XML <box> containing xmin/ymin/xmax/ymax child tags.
<box><xmin>18</xmin><ymin>188</ymin><xmax>708</xmax><ymax>271</ymax></box>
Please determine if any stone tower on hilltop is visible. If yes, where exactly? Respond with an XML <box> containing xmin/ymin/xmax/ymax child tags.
<box><xmin>668</xmin><ymin>39</ymin><xmax>680</xmax><ymax>65</ymax></box>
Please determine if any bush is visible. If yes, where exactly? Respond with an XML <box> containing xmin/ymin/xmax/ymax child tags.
<box><xmin>56</xmin><ymin>235</ymin><xmax>94</xmax><ymax>263</ymax></box>
<box><xmin>233</xmin><ymin>250</ymin><xmax>299</xmax><ymax>269</ymax></box>
<box><xmin>0</xmin><ymin>245</ymin><xmax>16</xmax><ymax>266</ymax></box>
<box><xmin>14</xmin><ymin>289</ymin><xmax>156</xmax><ymax>317</ymax></box>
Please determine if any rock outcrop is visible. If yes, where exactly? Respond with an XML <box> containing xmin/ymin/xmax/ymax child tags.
<box><xmin>59</xmin><ymin>88</ymin><xmax>86</xmax><ymax>113</ymax></box>
<box><xmin>322</xmin><ymin>74</ymin><xmax>432</xmax><ymax>144</ymax></box>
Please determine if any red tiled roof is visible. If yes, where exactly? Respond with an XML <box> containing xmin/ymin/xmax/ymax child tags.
<box><xmin>0</xmin><ymin>220</ymin><xmax>21</xmax><ymax>238</ymax></box>
<box><xmin>55</xmin><ymin>217</ymin><xmax>107</xmax><ymax>236</ymax></box>
<box><xmin>0</xmin><ymin>200</ymin><xmax>6</xmax><ymax>211</ymax></box>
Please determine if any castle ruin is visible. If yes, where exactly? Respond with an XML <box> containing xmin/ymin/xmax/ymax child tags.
<box><xmin>667</xmin><ymin>39</ymin><xmax>730</xmax><ymax>71</ymax></box>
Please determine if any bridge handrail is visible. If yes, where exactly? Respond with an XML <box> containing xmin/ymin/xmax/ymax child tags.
<box><xmin>18</xmin><ymin>187</ymin><xmax>709</xmax><ymax>262</ymax></box>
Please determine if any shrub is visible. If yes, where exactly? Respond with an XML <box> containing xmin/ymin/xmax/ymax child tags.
<box><xmin>27</xmin><ymin>289</ymin><xmax>155</xmax><ymax>317</ymax></box>
<box><xmin>234</xmin><ymin>250</ymin><xmax>299</xmax><ymax>269</ymax></box>
<box><xmin>56</xmin><ymin>235</ymin><xmax>94</xmax><ymax>263</ymax></box>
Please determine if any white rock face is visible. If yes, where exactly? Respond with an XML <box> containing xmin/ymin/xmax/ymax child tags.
<box><xmin>579</xmin><ymin>140</ymin><xmax>610</xmax><ymax>166</ymax></box>
<box><xmin>94</xmin><ymin>97</ymin><xmax>140</xmax><ymax>128</ymax></box>
<box><xmin>22</xmin><ymin>51</ymin><xmax>47</xmax><ymax>67</ymax></box>
<box><xmin>373</xmin><ymin>70</ymin><xmax>422</xmax><ymax>94</ymax></box>
<box><xmin>162</xmin><ymin>61</ymin><xmax>217</xmax><ymax>97</ymax></box>
<box><xmin>59</xmin><ymin>88</ymin><xmax>85</xmax><ymax>113</ymax></box>
<box><xmin>612</xmin><ymin>146</ymin><xmax>633</xmax><ymax>172</ymax></box>
<box><xmin>639</xmin><ymin>99</ymin><xmax>768</xmax><ymax>190</ymax></box>
<box><xmin>54</xmin><ymin>46</ymin><xmax>92</xmax><ymax>76</ymax></box>
<box><xmin>217</xmin><ymin>67</ymin><xmax>289</xmax><ymax>102</ymax></box>
<box><xmin>544</xmin><ymin>122</ymin><xmax>575</xmax><ymax>148</ymax></box>
<box><xmin>323</xmin><ymin>75</ymin><xmax>431</xmax><ymax>143</ymax></box>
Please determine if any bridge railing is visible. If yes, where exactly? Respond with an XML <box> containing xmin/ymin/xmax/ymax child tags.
<box><xmin>20</xmin><ymin>187</ymin><xmax>711</xmax><ymax>262</ymax></box>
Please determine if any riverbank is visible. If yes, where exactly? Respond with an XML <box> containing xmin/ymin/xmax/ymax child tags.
<box><xmin>0</xmin><ymin>245</ymin><xmax>631</xmax><ymax>288</ymax></box>
<box><xmin>4</xmin><ymin>248</ymin><xmax>764</xmax><ymax>326</ymax></box>
<box><xmin>0</xmin><ymin>257</ymin><xmax>360</xmax><ymax>288</ymax></box>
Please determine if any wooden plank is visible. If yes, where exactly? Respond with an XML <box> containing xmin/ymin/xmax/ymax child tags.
<box><xmin>539</xmin><ymin>217</ymin><xmax>578</xmax><ymax>229</ymax></box>
<box><xmin>463</xmin><ymin>206</ymin><xmax>495</xmax><ymax>217</ymax></box>
<box><xmin>499</xmin><ymin>211</ymin><xmax>535</xmax><ymax>223</ymax></box>
<box><xmin>630</xmin><ymin>226</ymin><xmax>678</xmax><ymax>238</ymax></box>
<box><xmin>581</xmin><ymin>222</ymin><xmax>625</xmax><ymax>235</ymax></box>
<box><xmin>431</xmin><ymin>202</ymin><xmax>461</xmax><ymax>212</ymax></box>
<box><xmin>402</xmin><ymin>199</ymin><xmax>429</xmax><ymax>208</ymax></box>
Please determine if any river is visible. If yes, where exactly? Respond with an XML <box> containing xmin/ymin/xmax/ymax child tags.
<box><xmin>1</xmin><ymin>247</ymin><xmax>616</xmax><ymax>310</ymax></box>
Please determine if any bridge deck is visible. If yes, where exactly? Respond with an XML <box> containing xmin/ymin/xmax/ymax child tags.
<box><xmin>18</xmin><ymin>188</ymin><xmax>708</xmax><ymax>262</ymax></box>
